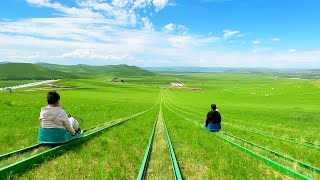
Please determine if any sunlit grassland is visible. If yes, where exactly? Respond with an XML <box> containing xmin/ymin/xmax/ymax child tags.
<box><xmin>163</xmin><ymin>73</ymin><xmax>320</xmax><ymax>178</ymax></box>
<box><xmin>162</xmin><ymin>105</ymin><xmax>286</xmax><ymax>179</ymax></box>
<box><xmin>165</xmin><ymin>73</ymin><xmax>320</xmax><ymax>142</ymax></box>
<box><xmin>18</xmin><ymin>107</ymin><xmax>159</xmax><ymax>179</ymax></box>
<box><xmin>164</xmin><ymin>95</ymin><xmax>319</xmax><ymax>179</ymax></box>
<box><xmin>0</xmin><ymin>78</ymin><xmax>159</xmax><ymax>154</ymax></box>
<box><xmin>1</xmin><ymin>72</ymin><xmax>319</xmax><ymax>179</ymax></box>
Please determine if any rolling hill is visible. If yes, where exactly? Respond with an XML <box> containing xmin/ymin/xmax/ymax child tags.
<box><xmin>37</xmin><ymin>63</ymin><xmax>156</xmax><ymax>77</ymax></box>
<box><xmin>0</xmin><ymin>63</ymin><xmax>78</xmax><ymax>80</ymax></box>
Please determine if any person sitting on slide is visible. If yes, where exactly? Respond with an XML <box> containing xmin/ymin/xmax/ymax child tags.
<box><xmin>204</xmin><ymin>104</ymin><xmax>221</xmax><ymax>129</ymax></box>
<box><xmin>39</xmin><ymin>91</ymin><xmax>80</xmax><ymax>135</ymax></box>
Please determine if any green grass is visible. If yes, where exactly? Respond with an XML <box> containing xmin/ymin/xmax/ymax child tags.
<box><xmin>164</xmin><ymin>73</ymin><xmax>320</xmax><ymax>143</ymax></box>
<box><xmin>162</xmin><ymin>105</ymin><xmax>286</xmax><ymax>179</ymax></box>
<box><xmin>0</xmin><ymin>63</ymin><xmax>156</xmax><ymax>80</ymax></box>
<box><xmin>145</xmin><ymin>108</ymin><xmax>173</xmax><ymax>179</ymax></box>
<box><xmin>164</xmin><ymin>95</ymin><xmax>319</xmax><ymax>179</ymax></box>
<box><xmin>18</xmin><ymin>108</ymin><xmax>159</xmax><ymax>179</ymax></box>
<box><xmin>0</xmin><ymin>63</ymin><xmax>77</xmax><ymax>80</ymax></box>
<box><xmin>38</xmin><ymin>63</ymin><xmax>156</xmax><ymax>78</ymax></box>
<box><xmin>0</xmin><ymin>78</ymin><xmax>159</xmax><ymax>154</ymax></box>
<box><xmin>0</xmin><ymin>72</ymin><xmax>319</xmax><ymax>179</ymax></box>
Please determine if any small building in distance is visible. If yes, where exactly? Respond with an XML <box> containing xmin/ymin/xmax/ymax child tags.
<box><xmin>170</xmin><ymin>83</ymin><xmax>185</xmax><ymax>87</ymax></box>
<box><xmin>109</xmin><ymin>78</ymin><xmax>124</xmax><ymax>82</ymax></box>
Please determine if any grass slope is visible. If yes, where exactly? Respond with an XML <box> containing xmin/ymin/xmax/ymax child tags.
<box><xmin>38</xmin><ymin>63</ymin><xmax>156</xmax><ymax>77</ymax></box>
<box><xmin>0</xmin><ymin>63</ymin><xmax>78</xmax><ymax>80</ymax></box>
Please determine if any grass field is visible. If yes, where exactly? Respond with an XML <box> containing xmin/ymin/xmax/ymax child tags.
<box><xmin>0</xmin><ymin>73</ymin><xmax>319</xmax><ymax>179</ymax></box>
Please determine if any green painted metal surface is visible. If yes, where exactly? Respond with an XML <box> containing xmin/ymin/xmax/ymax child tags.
<box><xmin>0</xmin><ymin>101</ymin><xmax>158</xmax><ymax>180</ymax></box>
<box><xmin>163</xmin><ymin>118</ymin><xmax>183</xmax><ymax>180</ymax></box>
<box><xmin>0</xmin><ymin>144</ymin><xmax>41</xmax><ymax>161</ymax></box>
<box><xmin>0</xmin><ymin>127</ymin><xmax>96</xmax><ymax>161</ymax></box>
<box><xmin>223</xmin><ymin>132</ymin><xmax>320</xmax><ymax>174</ymax></box>
<box><xmin>214</xmin><ymin>133</ymin><xmax>312</xmax><ymax>180</ymax></box>
<box><xmin>136</xmin><ymin>117</ymin><xmax>158</xmax><ymax>180</ymax></box>
<box><xmin>223</xmin><ymin>122</ymin><xmax>320</xmax><ymax>151</ymax></box>
<box><xmin>164</xmin><ymin>102</ymin><xmax>312</xmax><ymax>179</ymax></box>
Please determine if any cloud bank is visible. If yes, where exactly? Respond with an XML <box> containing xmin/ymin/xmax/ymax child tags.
<box><xmin>0</xmin><ymin>0</ymin><xmax>319</xmax><ymax>68</ymax></box>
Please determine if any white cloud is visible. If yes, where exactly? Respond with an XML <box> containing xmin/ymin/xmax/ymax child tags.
<box><xmin>59</xmin><ymin>48</ymin><xmax>133</xmax><ymax>60</ymax></box>
<box><xmin>61</xmin><ymin>49</ymin><xmax>96</xmax><ymax>58</ymax></box>
<box><xmin>177</xmin><ymin>25</ymin><xmax>187</xmax><ymax>34</ymax></box>
<box><xmin>288</xmin><ymin>49</ymin><xmax>296</xmax><ymax>53</ymax></box>
<box><xmin>1</xmin><ymin>32</ymin><xmax>320</xmax><ymax>67</ymax></box>
<box><xmin>201</xmin><ymin>0</ymin><xmax>231</xmax><ymax>2</ymax></box>
<box><xmin>134</xmin><ymin>0</ymin><xmax>152</xmax><ymax>8</ymax></box>
<box><xmin>163</xmin><ymin>23</ymin><xmax>187</xmax><ymax>34</ymax></box>
<box><xmin>252</xmin><ymin>40</ymin><xmax>261</xmax><ymax>44</ymax></box>
<box><xmin>112</xmin><ymin>0</ymin><xmax>132</xmax><ymax>8</ymax></box>
<box><xmin>237</xmin><ymin>34</ymin><xmax>245</xmax><ymax>37</ymax></box>
<box><xmin>27</xmin><ymin>0</ymin><xmax>103</xmax><ymax>18</ymax></box>
<box><xmin>271</xmin><ymin>38</ymin><xmax>280</xmax><ymax>42</ymax></box>
<box><xmin>0</xmin><ymin>1</ymin><xmax>317</xmax><ymax>68</ymax></box>
<box><xmin>0</xmin><ymin>18</ymin><xmax>116</xmax><ymax>41</ymax></box>
<box><xmin>168</xmin><ymin>35</ymin><xmax>193</xmax><ymax>47</ymax></box>
<box><xmin>141</xmin><ymin>17</ymin><xmax>154</xmax><ymax>31</ymax></box>
<box><xmin>153</xmin><ymin>0</ymin><xmax>169</xmax><ymax>12</ymax></box>
<box><xmin>164</xmin><ymin>23</ymin><xmax>175</xmax><ymax>32</ymax></box>
<box><xmin>251</xmin><ymin>47</ymin><xmax>272</xmax><ymax>54</ymax></box>
<box><xmin>199</xmin><ymin>36</ymin><xmax>220</xmax><ymax>43</ymax></box>
<box><xmin>223</xmin><ymin>29</ymin><xmax>240</xmax><ymax>38</ymax></box>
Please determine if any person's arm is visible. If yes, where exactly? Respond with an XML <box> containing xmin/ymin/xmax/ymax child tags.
<box><xmin>205</xmin><ymin>112</ymin><xmax>210</xmax><ymax>126</ymax></box>
<box><xmin>58</xmin><ymin>110</ymin><xmax>76</xmax><ymax>135</ymax></box>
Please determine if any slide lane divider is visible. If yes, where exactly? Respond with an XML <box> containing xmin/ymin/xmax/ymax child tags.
<box><xmin>163</xmin><ymin>117</ymin><xmax>183</xmax><ymax>180</ymax></box>
<box><xmin>0</xmin><ymin>92</ymin><xmax>161</xmax><ymax>163</ymax></box>
<box><xmin>162</xmin><ymin>97</ymin><xmax>312</xmax><ymax>180</ymax></box>
<box><xmin>165</xmin><ymin>96</ymin><xmax>320</xmax><ymax>173</ymax></box>
<box><xmin>222</xmin><ymin>132</ymin><xmax>320</xmax><ymax>174</ymax></box>
<box><xmin>164</xmin><ymin>90</ymin><xmax>320</xmax><ymax>150</ymax></box>
<box><xmin>223</xmin><ymin>122</ymin><xmax>320</xmax><ymax>151</ymax></box>
<box><xmin>214</xmin><ymin>133</ymin><xmax>311</xmax><ymax>180</ymax></box>
<box><xmin>0</xmin><ymin>144</ymin><xmax>41</xmax><ymax>161</ymax></box>
<box><xmin>0</xmin><ymin>127</ymin><xmax>93</xmax><ymax>161</ymax></box>
<box><xmin>136</xmin><ymin>116</ymin><xmax>158</xmax><ymax>180</ymax></box>
<box><xmin>0</xmin><ymin>95</ymin><xmax>160</xmax><ymax>180</ymax></box>
<box><xmin>137</xmin><ymin>94</ymin><xmax>183</xmax><ymax>180</ymax></box>
<box><xmin>165</xmin><ymin>97</ymin><xmax>320</xmax><ymax>174</ymax></box>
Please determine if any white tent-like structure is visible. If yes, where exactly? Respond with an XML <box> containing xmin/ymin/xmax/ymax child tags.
<box><xmin>0</xmin><ymin>79</ymin><xmax>60</xmax><ymax>91</ymax></box>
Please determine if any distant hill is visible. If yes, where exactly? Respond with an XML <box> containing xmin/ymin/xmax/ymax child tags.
<box><xmin>0</xmin><ymin>63</ymin><xmax>78</xmax><ymax>80</ymax></box>
<box><xmin>143</xmin><ymin>66</ymin><xmax>277</xmax><ymax>72</ymax></box>
<box><xmin>144</xmin><ymin>66</ymin><xmax>320</xmax><ymax>79</ymax></box>
<box><xmin>38</xmin><ymin>63</ymin><xmax>156</xmax><ymax>77</ymax></box>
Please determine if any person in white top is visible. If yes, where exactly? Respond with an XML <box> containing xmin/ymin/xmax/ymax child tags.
<box><xmin>39</xmin><ymin>91</ymin><xmax>80</xmax><ymax>135</ymax></box>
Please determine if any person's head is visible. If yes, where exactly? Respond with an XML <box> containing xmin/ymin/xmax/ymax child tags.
<box><xmin>47</xmin><ymin>91</ymin><xmax>60</xmax><ymax>106</ymax></box>
<box><xmin>211</xmin><ymin>104</ymin><xmax>217</xmax><ymax>110</ymax></box>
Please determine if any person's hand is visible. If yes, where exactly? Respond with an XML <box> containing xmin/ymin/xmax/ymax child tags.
<box><xmin>75</xmin><ymin>128</ymin><xmax>81</xmax><ymax>134</ymax></box>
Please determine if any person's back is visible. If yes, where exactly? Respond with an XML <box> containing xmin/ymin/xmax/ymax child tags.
<box><xmin>204</xmin><ymin>104</ymin><xmax>222</xmax><ymax>130</ymax></box>
<box><xmin>206</xmin><ymin>109</ymin><xmax>221</xmax><ymax>126</ymax></box>
<box><xmin>39</xmin><ymin>91</ymin><xmax>76</xmax><ymax>135</ymax></box>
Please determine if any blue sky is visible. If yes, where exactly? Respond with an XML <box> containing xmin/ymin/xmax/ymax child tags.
<box><xmin>0</xmin><ymin>0</ymin><xmax>319</xmax><ymax>68</ymax></box>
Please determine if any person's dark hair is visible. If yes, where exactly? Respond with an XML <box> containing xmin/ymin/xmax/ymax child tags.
<box><xmin>47</xmin><ymin>91</ymin><xmax>60</xmax><ymax>104</ymax></box>
<box><xmin>211</xmin><ymin>104</ymin><xmax>217</xmax><ymax>110</ymax></box>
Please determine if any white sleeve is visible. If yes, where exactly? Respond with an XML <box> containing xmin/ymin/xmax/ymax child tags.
<box><xmin>58</xmin><ymin>109</ymin><xmax>76</xmax><ymax>135</ymax></box>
